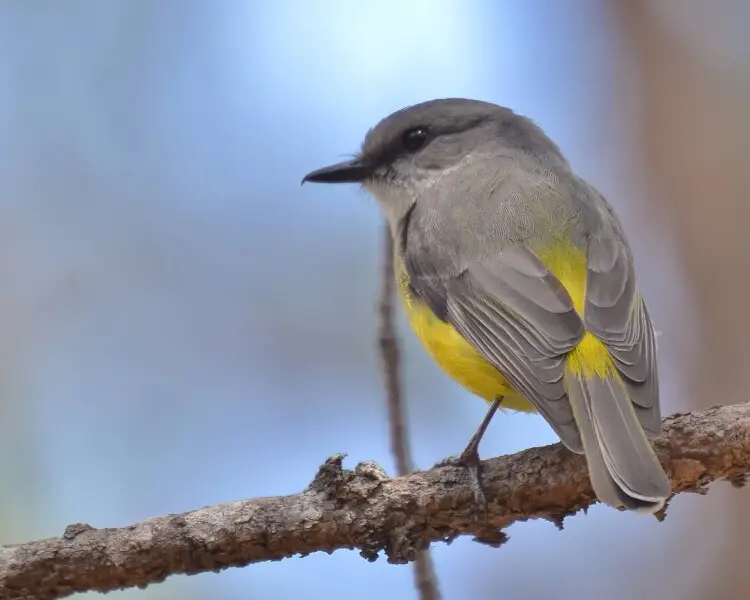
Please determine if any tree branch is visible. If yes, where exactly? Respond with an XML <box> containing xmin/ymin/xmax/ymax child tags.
<box><xmin>2</xmin><ymin>402</ymin><xmax>749</xmax><ymax>600</ymax></box>
<box><xmin>376</xmin><ymin>222</ymin><xmax>441</xmax><ymax>600</ymax></box>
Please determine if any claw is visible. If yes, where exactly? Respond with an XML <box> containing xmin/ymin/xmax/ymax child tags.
<box><xmin>436</xmin><ymin>396</ymin><xmax>503</xmax><ymax>515</ymax></box>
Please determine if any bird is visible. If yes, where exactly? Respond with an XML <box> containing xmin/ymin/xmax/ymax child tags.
<box><xmin>302</xmin><ymin>98</ymin><xmax>671</xmax><ymax>512</ymax></box>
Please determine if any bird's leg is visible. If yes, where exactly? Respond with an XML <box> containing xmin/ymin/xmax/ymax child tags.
<box><xmin>436</xmin><ymin>396</ymin><xmax>504</xmax><ymax>513</ymax></box>
<box><xmin>457</xmin><ymin>396</ymin><xmax>504</xmax><ymax>467</ymax></box>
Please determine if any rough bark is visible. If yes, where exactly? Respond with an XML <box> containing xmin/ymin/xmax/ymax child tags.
<box><xmin>0</xmin><ymin>401</ymin><xmax>748</xmax><ymax>600</ymax></box>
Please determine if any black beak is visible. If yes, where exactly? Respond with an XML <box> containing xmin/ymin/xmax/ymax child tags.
<box><xmin>301</xmin><ymin>159</ymin><xmax>370</xmax><ymax>185</ymax></box>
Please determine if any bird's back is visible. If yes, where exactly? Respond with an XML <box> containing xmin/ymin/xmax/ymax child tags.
<box><xmin>395</xmin><ymin>153</ymin><xmax>619</xmax><ymax>409</ymax></box>
<box><xmin>409</xmin><ymin>154</ymin><xmax>598</xmax><ymax>263</ymax></box>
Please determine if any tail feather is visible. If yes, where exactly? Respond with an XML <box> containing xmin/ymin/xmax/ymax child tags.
<box><xmin>565</xmin><ymin>370</ymin><xmax>671</xmax><ymax>513</ymax></box>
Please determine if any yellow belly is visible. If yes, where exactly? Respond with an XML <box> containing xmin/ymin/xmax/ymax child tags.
<box><xmin>396</xmin><ymin>242</ymin><xmax>613</xmax><ymax>412</ymax></box>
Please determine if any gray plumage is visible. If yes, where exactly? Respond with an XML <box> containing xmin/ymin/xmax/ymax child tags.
<box><xmin>302</xmin><ymin>98</ymin><xmax>671</xmax><ymax>512</ymax></box>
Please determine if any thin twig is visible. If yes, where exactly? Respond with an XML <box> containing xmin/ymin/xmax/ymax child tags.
<box><xmin>377</xmin><ymin>223</ymin><xmax>414</xmax><ymax>476</ymax></box>
<box><xmin>377</xmin><ymin>222</ymin><xmax>442</xmax><ymax>600</ymax></box>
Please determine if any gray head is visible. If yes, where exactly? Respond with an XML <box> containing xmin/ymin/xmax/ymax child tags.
<box><xmin>302</xmin><ymin>98</ymin><xmax>566</xmax><ymax>221</ymax></box>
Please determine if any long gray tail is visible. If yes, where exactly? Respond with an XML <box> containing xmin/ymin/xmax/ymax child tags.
<box><xmin>565</xmin><ymin>371</ymin><xmax>671</xmax><ymax>512</ymax></box>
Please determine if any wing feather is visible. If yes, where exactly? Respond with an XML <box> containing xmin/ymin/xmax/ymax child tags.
<box><xmin>405</xmin><ymin>239</ymin><xmax>586</xmax><ymax>451</ymax></box>
<box><xmin>584</xmin><ymin>235</ymin><xmax>661</xmax><ymax>430</ymax></box>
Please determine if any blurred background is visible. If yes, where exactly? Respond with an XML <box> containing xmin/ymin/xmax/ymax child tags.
<box><xmin>0</xmin><ymin>1</ymin><xmax>747</xmax><ymax>598</ymax></box>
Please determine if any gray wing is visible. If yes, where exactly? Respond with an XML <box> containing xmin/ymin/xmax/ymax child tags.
<box><xmin>584</xmin><ymin>234</ymin><xmax>661</xmax><ymax>436</ymax></box>
<box><xmin>404</xmin><ymin>237</ymin><xmax>586</xmax><ymax>451</ymax></box>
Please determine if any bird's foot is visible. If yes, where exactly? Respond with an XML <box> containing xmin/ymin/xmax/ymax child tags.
<box><xmin>434</xmin><ymin>396</ymin><xmax>504</xmax><ymax>517</ymax></box>
<box><xmin>436</xmin><ymin>443</ymin><xmax>488</xmax><ymax>513</ymax></box>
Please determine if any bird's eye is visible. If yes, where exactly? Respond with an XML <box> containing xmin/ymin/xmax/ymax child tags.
<box><xmin>401</xmin><ymin>127</ymin><xmax>429</xmax><ymax>152</ymax></box>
